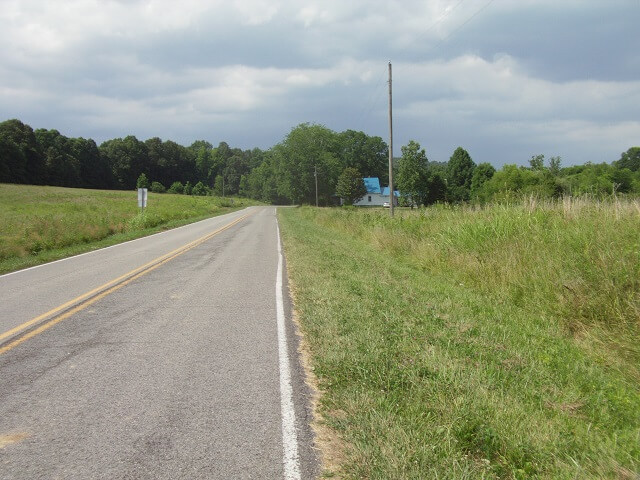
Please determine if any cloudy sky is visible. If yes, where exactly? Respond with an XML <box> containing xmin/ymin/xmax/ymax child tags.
<box><xmin>1</xmin><ymin>0</ymin><xmax>638</xmax><ymax>166</ymax></box>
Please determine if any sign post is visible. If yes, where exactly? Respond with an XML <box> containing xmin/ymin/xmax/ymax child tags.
<box><xmin>137</xmin><ymin>188</ymin><xmax>148</xmax><ymax>212</ymax></box>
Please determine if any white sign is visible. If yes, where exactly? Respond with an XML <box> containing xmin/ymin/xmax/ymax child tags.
<box><xmin>137</xmin><ymin>188</ymin><xmax>148</xmax><ymax>208</ymax></box>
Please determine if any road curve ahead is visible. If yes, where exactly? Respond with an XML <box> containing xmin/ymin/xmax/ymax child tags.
<box><xmin>0</xmin><ymin>207</ymin><xmax>317</xmax><ymax>479</ymax></box>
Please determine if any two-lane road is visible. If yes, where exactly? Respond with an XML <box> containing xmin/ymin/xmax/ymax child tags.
<box><xmin>0</xmin><ymin>207</ymin><xmax>317</xmax><ymax>479</ymax></box>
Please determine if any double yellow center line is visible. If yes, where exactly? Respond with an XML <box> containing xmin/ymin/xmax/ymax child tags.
<box><xmin>0</xmin><ymin>212</ymin><xmax>253</xmax><ymax>355</ymax></box>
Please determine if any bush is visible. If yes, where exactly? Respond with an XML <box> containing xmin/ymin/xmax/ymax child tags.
<box><xmin>150</xmin><ymin>181</ymin><xmax>166</xmax><ymax>193</ymax></box>
<box><xmin>167</xmin><ymin>181</ymin><xmax>184</xmax><ymax>194</ymax></box>
<box><xmin>192</xmin><ymin>181</ymin><xmax>210</xmax><ymax>196</ymax></box>
<box><xmin>136</xmin><ymin>173</ymin><xmax>149</xmax><ymax>189</ymax></box>
<box><xmin>183</xmin><ymin>181</ymin><xmax>193</xmax><ymax>195</ymax></box>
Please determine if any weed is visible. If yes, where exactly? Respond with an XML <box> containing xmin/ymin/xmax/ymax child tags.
<box><xmin>0</xmin><ymin>184</ymin><xmax>259</xmax><ymax>273</ymax></box>
<box><xmin>278</xmin><ymin>199</ymin><xmax>640</xmax><ymax>479</ymax></box>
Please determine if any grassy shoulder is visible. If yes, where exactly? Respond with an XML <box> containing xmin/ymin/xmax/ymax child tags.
<box><xmin>0</xmin><ymin>183</ymin><xmax>259</xmax><ymax>274</ymax></box>
<box><xmin>278</xmin><ymin>200</ymin><xmax>639</xmax><ymax>479</ymax></box>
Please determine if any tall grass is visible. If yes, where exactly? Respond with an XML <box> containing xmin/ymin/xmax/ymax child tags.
<box><xmin>318</xmin><ymin>196</ymin><xmax>640</xmax><ymax>372</ymax></box>
<box><xmin>278</xmin><ymin>197</ymin><xmax>640</xmax><ymax>479</ymax></box>
<box><xmin>0</xmin><ymin>184</ymin><xmax>256</xmax><ymax>273</ymax></box>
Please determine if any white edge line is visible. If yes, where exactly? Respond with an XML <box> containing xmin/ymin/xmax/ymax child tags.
<box><xmin>275</xmin><ymin>215</ymin><xmax>301</xmax><ymax>480</ymax></box>
<box><xmin>0</xmin><ymin>206</ymin><xmax>253</xmax><ymax>279</ymax></box>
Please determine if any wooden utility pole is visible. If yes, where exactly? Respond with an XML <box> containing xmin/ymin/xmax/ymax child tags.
<box><xmin>388</xmin><ymin>61</ymin><xmax>394</xmax><ymax>217</ymax></box>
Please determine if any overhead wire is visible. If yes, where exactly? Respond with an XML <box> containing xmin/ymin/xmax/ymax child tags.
<box><xmin>355</xmin><ymin>67</ymin><xmax>388</xmax><ymax>127</ymax></box>
<box><xmin>354</xmin><ymin>0</ymin><xmax>495</xmax><ymax>131</ymax></box>
<box><xmin>409</xmin><ymin>0</ymin><xmax>466</xmax><ymax>47</ymax></box>
<box><xmin>430</xmin><ymin>0</ymin><xmax>496</xmax><ymax>50</ymax></box>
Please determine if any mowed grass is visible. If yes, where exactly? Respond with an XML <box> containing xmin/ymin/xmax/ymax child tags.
<box><xmin>278</xmin><ymin>198</ymin><xmax>640</xmax><ymax>479</ymax></box>
<box><xmin>0</xmin><ymin>183</ymin><xmax>256</xmax><ymax>274</ymax></box>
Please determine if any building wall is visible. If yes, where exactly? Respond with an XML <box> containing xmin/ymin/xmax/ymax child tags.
<box><xmin>353</xmin><ymin>193</ymin><xmax>388</xmax><ymax>206</ymax></box>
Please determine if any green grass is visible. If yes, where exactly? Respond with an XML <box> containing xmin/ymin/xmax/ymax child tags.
<box><xmin>0</xmin><ymin>183</ymin><xmax>258</xmax><ymax>274</ymax></box>
<box><xmin>278</xmin><ymin>198</ymin><xmax>640</xmax><ymax>479</ymax></box>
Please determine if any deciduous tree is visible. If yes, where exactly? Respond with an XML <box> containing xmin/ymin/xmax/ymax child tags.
<box><xmin>337</xmin><ymin>130</ymin><xmax>389</xmax><ymax>183</ymax></box>
<box><xmin>470</xmin><ymin>162</ymin><xmax>496</xmax><ymax>201</ymax></box>
<box><xmin>615</xmin><ymin>147</ymin><xmax>640</xmax><ymax>172</ymax></box>
<box><xmin>397</xmin><ymin>140</ymin><xmax>428</xmax><ymax>207</ymax></box>
<box><xmin>447</xmin><ymin>147</ymin><xmax>476</xmax><ymax>202</ymax></box>
<box><xmin>136</xmin><ymin>173</ymin><xmax>149</xmax><ymax>189</ymax></box>
<box><xmin>0</xmin><ymin>119</ymin><xmax>45</xmax><ymax>184</ymax></box>
<box><xmin>336</xmin><ymin>167</ymin><xmax>367</xmax><ymax>205</ymax></box>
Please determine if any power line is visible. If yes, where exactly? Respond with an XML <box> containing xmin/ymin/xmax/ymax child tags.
<box><xmin>430</xmin><ymin>0</ymin><xmax>496</xmax><ymax>50</ymax></box>
<box><xmin>353</xmin><ymin>1</ymin><xmax>496</xmax><ymax>134</ymax></box>
<box><xmin>355</xmin><ymin>67</ymin><xmax>388</xmax><ymax>128</ymax></box>
<box><xmin>355</xmin><ymin>1</ymin><xmax>469</xmax><ymax>126</ymax></box>
<box><xmin>410</xmin><ymin>0</ymin><xmax>467</xmax><ymax>46</ymax></box>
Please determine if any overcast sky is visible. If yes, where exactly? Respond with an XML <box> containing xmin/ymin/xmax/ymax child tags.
<box><xmin>1</xmin><ymin>0</ymin><xmax>638</xmax><ymax>166</ymax></box>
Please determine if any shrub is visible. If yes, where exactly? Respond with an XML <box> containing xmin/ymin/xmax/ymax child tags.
<box><xmin>136</xmin><ymin>173</ymin><xmax>149</xmax><ymax>189</ymax></box>
<box><xmin>192</xmin><ymin>181</ymin><xmax>210</xmax><ymax>196</ymax></box>
<box><xmin>150</xmin><ymin>181</ymin><xmax>166</xmax><ymax>193</ymax></box>
<box><xmin>167</xmin><ymin>181</ymin><xmax>184</xmax><ymax>194</ymax></box>
<box><xmin>216</xmin><ymin>198</ymin><xmax>235</xmax><ymax>207</ymax></box>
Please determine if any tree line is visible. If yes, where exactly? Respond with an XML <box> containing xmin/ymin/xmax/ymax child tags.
<box><xmin>393</xmin><ymin>141</ymin><xmax>640</xmax><ymax>206</ymax></box>
<box><xmin>0</xmin><ymin>119</ymin><xmax>387</xmax><ymax>202</ymax></box>
<box><xmin>0</xmin><ymin>118</ymin><xmax>265</xmax><ymax>194</ymax></box>
<box><xmin>2</xmin><ymin>118</ymin><xmax>638</xmax><ymax>204</ymax></box>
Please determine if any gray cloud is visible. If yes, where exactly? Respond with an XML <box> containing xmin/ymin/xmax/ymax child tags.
<box><xmin>1</xmin><ymin>0</ymin><xmax>638</xmax><ymax>166</ymax></box>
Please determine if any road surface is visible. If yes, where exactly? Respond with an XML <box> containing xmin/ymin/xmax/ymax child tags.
<box><xmin>0</xmin><ymin>207</ymin><xmax>318</xmax><ymax>479</ymax></box>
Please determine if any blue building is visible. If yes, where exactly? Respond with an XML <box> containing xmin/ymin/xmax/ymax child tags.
<box><xmin>352</xmin><ymin>177</ymin><xmax>398</xmax><ymax>206</ymax></box>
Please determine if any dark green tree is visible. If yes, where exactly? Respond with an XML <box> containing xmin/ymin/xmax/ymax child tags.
<box><xmin>167</xmin><ymin>181</ymin><xmax>184</xmax><ymax>194</ymax></box>
<box><xmin>470</xmin><ymin>162</ymin><xmax>496</xmax><ymax>201</ymax></box>
<box><xmin>35</xmin><ymin>129</ymin><xmax>82</xmax><ymax>187</ymax></box>
<box><xmin>615</xmin><ymin>147</ymin><xmax>640</xmax><ymax>172</ymax></box>
<box><xmin>0</xmin><ymin>119</ymin><xmax>45</xmax><ymax>184</ymax></box>
<box><xmin>136</xmin><ymin>173</ymin><xmax>150</xmax><ymax>189</ymax></box>
<box><xmin>336</xmin><ymin>130</ymin><xmax>389</xmax><ymax>183</ymax></box>
<box><xmin>100</xmin><ymin>136</ymin><xmax>149</xmax><ymax>189</ymax></box>
<box><xmin>336</xmin><ymin>167</ymin><xmax>367</xmax><ymax>205</ymax></box>
<box><xmin>529</xmin><ymin>154</ymin><xmax>545</xmax><ymax>171</ymax></box>
<box><xmin>150</xmin><ymin>181</ymin><xmax>166</xmax><ymax>193</ymax></box>
<box><xmin>213</xmin><ymin>175</ymin><xmax>224</xmax><ymax>196</ymax></box>
<box><xmin>192</xmin><ymin>142</ymin><xmax>214</xmax><ymax>184</ymax></box>
<box><xmin>145</xmin><ymin>138</ymin><xmax>195</xmax><ymax>188</ymax></box>
<box><xmin>192</xmin><ymin>181</ymin><xmax>209</xmax><ymax>196</ymax></box>
<box><xmin>447</xmin><ymin>147</ymin><xmax>476</xmax><ymax>202</ymax></box>
<box><xmin>273</xmin><ymin>123</ymin><xmax>341</xmax><ymax>205</ymax></box>
<box><xmin>421</xmin><ymin>171</ymin><xmax>447</xmax><ymax>205</ymax></box>
<box><xmin>611</xmin><ymin>168</ymin><xmax>634</xmax><ymax>193</ymax></box>
<box><xmin>238</xmin><ymin>175</ymin><xmax>249</xmax><ymax>197</ymax></box>
<box><xmin>397</xmin><ymin>140</ymin><xmax>428</xmax><ymax>207</ymax></box>
<box><xmin>549</xmin><ymin>156</ymin><xmax>562</xmax><ymax>176</ymax></box>
<box><xmin>73</xmin><ymin>137</ymin><xmax>113</xmax><ymax>188</ymax></box>
<box><xmin>209</xmin><ymin>141</ymin><xmax>232</xmax><ymax>182</ymax></box>
<box><xmin>246</xmin><ymin>155</ymin><xmax>286</xmax><ymax>203</ymax></box>
<box><xmin>0</xmin><ymin>134</ymin><xmax>25</xmax><ymax>183</ymax></box>
<box><xmin>223</xmin><ymin>153</ymin><xmax>248</xmax><ymax>195</ymax></box>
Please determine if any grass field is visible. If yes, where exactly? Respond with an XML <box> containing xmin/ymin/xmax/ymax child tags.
<box><xmin>0</xmin><ymin>183</ymin><xmax>257</xmax><ymax>274</ymax></box>
<box><xmin>278</xmin><ymin>198</ymin><xmax>640</xmax><ymax>479</ymax></box>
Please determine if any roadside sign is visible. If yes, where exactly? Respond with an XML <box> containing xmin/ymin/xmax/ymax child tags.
<box><xmin>138</xmin><ymin>188</ymin><xmax>148</xmax><ymax>209</ymax></box>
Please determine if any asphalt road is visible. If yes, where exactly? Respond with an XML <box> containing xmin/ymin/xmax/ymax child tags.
<box><xmin>0</xmin><ymin>207</ymin><xmax>318</xmax><ymax>479</ymax></box>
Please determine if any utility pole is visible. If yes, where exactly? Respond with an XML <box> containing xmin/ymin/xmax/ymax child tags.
<box><xmin>388</xmin><ymin>61</ymin><xmax>394</xmax><ymax>217</ymax></box>
<box><xmin>314</xmin><ymin>165</ymin><xmax>319</xmax><ymax>207</ymax></box>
